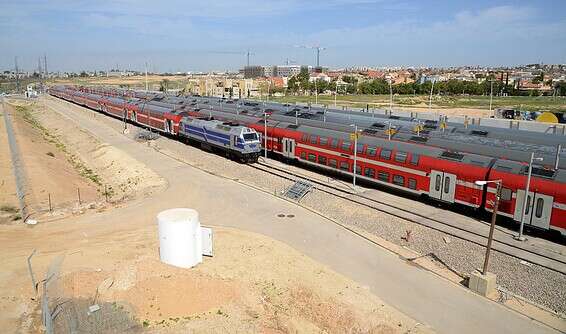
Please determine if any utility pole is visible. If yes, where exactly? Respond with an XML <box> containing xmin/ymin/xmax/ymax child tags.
<box><xmin>389</xmin><ymin>79</ymin><xmax>393</xmax><ymax>115</ymax></box>
<box><xmin>489</xmin><ymin>80</ymin><xmax>494</xmax><ymax>115</ymax></box>
<box><xmin>428</xmin><ymin>79</ymin><xmax>435</xmax><ymax>116</ymax></box>
<box><xmin>350</xmin><ymin>124</ymin><xmax>358</xmax><ymax>189</ymax></box>
<box><xmin>43</xmin><ymin>54</ymin><xmax>48</xmax><ymax>77</ymax></box>
<box><xmin>145</xmin><ymin>62</ymin><xmax>149</xmax><ymax>91</ymax></box>
<box><xmin>14</xmin><ymin>56</ymin><xmax>20</xmax><ymax>93</ymax></box>
<box><xmin>38</xmin><ymin>57</ymin><xmax>42</xmax><ymax>77</ymax></box>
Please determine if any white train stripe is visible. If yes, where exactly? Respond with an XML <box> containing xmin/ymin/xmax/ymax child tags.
<box><xmin>297</xmin><ymin>143</ymin><xmax>428</xmax><ymax>177</ymax></box>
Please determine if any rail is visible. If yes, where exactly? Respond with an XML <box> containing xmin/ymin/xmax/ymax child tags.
<box><xmin>251</xmin><ymin>161</ymin><xmax>566</xmax><ymax>275</ymax></box>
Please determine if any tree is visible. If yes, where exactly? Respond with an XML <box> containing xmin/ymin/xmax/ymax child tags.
<box><xmin>159</xmin><ymin>79</ymin><xmax>169</xmax><ymax>92</ymax></box>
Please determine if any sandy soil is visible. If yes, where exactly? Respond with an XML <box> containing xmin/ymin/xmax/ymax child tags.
<box><xmin>3</xmin><ymin>99</ymin><xmax>166</xmax><ymax>222</ymax></box>
<box><xmin>5</xmin><ymin>226</ymin><xmax>430</xmax><ymax>334</ymax></box>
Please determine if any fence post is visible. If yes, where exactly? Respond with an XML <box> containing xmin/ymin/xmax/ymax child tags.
<box><xmin>48</xmin><ymin>193</ymin><xmax>52</xmax><ymax>212</ymax></box>
<box><xmin>77</xmin><ymin>187</ymin><xmax>81</xmax><ymax>205</ymax></box>
<box><xmin>27</xmin><ymin>249</ymin><xmax>37</xmax><ymax>295</ymax></box>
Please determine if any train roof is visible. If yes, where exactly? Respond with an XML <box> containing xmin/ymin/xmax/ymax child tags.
<box><xmin>52</xmin><ymin>86</ymin><xmax>565</xmax><ymax>169</ymax></box>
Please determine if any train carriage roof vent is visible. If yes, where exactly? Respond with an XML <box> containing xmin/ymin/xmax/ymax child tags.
<box><xmin>471</xmin><ymin>130</ymin><xmax>488</xmax><ymax>136</ymax></box>
<box><xmin>440</xmin><ymin>151</ymin><xmax>464</xmax><ymax>161</ymax></box>
<box><xmin>409</xmin><ymin>136</ymin><xmax>428</xmax><ymax>143</ymax></box>
<box><xmin>371</xmin><ymin>122</ymin><xmax>386</xmax><ymax>129</ymax></box>
<box><xmin>287</xmin><ymin>124</ymin><xmax>299</xmax><ymax>129</ymax></box>
<box><xmin>526</xmin><ymin>166</ymin><xmax>556</xmax><ymax>179</ymax></box>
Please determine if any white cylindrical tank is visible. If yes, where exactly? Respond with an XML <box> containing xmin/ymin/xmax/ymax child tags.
<box><xmin>157</xmin><ymin>208</ymin><xmax>203</xmax><ymax>269</ymax></box>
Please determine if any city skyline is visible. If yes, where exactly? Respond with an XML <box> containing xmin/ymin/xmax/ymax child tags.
<box><xmin>1</xmin><ymin>0</ymin><xmax>566</xmax><ymax>72</ymax></box>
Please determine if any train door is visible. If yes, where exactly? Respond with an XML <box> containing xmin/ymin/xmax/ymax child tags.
<box><xmin>514</xmin><ymin>191</ymin><xmax>553</xmax><ymax>230</ymax></box>
<box><xmin>429</xmin><ymin>170</ymin><xmax>457</xmax><ymax>203</ymax></box>
<box><xmin>282</xmin><ymin>138</ymin><xmax>295</xmax><ymax>158</ymax></box>
<box><xmin>230</xmin><ymin>135</ymin><xmax>236</xmax><ymax>149</ymax></box>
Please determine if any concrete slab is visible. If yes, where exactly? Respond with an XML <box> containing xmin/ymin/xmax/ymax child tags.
<box><xmin>469</xmin><ymin>271</ymin><xmax>497</xmax><ymax>297</ymax></box>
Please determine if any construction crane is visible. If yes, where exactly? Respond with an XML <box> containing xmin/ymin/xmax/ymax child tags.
<box><xmin>295</xmin><ymin>45</ymin><xmax>326</xmax><ymax>67</ymax></box>
<box><xmin>211</xmin><ymin>49</ymin><xmax>255</xmax><ymax>67</ymax></box>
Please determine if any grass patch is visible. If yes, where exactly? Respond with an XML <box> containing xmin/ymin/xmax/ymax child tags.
<box><xmin>13</xmin><ymin>104</ymin><xmax>103</xmax><ymax>186</ymax></box>
<box><xmin>0</xmin><ymin>204</ymin><xmax>18</xmax><ymax>213</ymax></box>
<box><xmin>265</xmin><ymin>94</ymin><xmax>566</xmax><ymax>112</ymax></box>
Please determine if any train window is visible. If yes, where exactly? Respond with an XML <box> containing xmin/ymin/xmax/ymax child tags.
<box><xmin>408</xmin><ymin>178</ymin><xmax>417</xmax><ymax>190</ymax></box>
<box><xmin>393</xmin><ymin>175</ymin><xmax>405</xmax><ymax>186</ymax></box>
<box><xmin>300</xmin><ymin>152</ymin><xmax>306</xmax><ymax>160</ymax></box>
<box><xmin>340</xmin><ymin>161</ymin><xmax>350</xmax><ymax>171</ymax></box>
<box><xmin>320</xmin><ymin>137</ymin><xmax>329</xmax><ymax>146</ymax></box>
<box><xmin>380</xmin><ymin>149</ymin><xmax>392</xmax><ymax>160</ymax></box>
<box><xmin>395</xmin><ymin>151</ymin><xmax>408</xmax><ymax>163</ymax></box>
<box><xmin>501</xmin><ymin>188</ymin><xmax>512</xmax><ymax>201</ymax></box>
<box><xmin>367</xmin><ymin>147</ymin><xmax>377</xmax><ymax>156</ymax></box>
<box><xmin>329</xmin><ymin>159</ymin><xmax>337</xmax><ymax>168</ymax></box>
<box><xmin>330</xmin><ymin>138</ymin><xmax>338</xmax><ymax>148</ymax></box>
<box><xmin>307</xmin><ymin>153</ymin><xmax>317</xmax><ymax>162</ymax></box>
<box><xmin>535</xmin><ymin>198</ymin><xmax>544</xmax><ymax>218</ymax></box>
<box><xmin>525</xmin><ymin>196</ymin><xmax>531</xmax><ymax>215</ymax></box>
<box><xmin>443</xmin><ymin>177</ymin><xmax>451</xmax><ymax>193</ymax></box>
<box><xmin>318</xmin><ymin>156</ymin><xmax>327</xmax><ymax>165</ymax></box>
<box><xmin>341</xmin><ymin>141</ymin><xmax>352</xmax><ymax>151</ymax></box>
<box><xmin>355</xmin><ymin>165</ymin><xmax>362</xmax><ymax>175</ymax></box>
<box><xmin>364</xmin><ymin>168</ymin><xmax>375</xmax><ymax>178</ymax></box>
<box><xmin>378</xmin><ymin>171</ymin><xmax>390</xmax><ymax>182</ymax></box>
<box><xmin>410</xmin><ymin>154</ymin><xmax>420</xmax><ymax>165</ymax></box>
<box><xmin>435</xmin><ymin>175</ymin><xmax>441</xmax><ymax>191</ymax></box>
<box><xmin>310</xmin><ymin>135</ymin><xmax>318</xmax><ymax>144</ymax></box>
<box><xmin>301</xmin><ymin>134</ymin><xmax>308</xmax><ymax>142</ymax></box>
<box><xmin>356</xmin><ymin>144</ymin><xmax>364</xmax><ymax>154</ymax></box>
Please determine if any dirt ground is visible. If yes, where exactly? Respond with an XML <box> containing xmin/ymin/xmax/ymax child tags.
<box><xmin>1</xmin><ymin>99</ymin><xmax>165</xmax><ymax>223</ymax></box>
<box><xmin>0</xmin><ymin>97</ymin><xmax>432</xmax><ymax>333</ymax></box>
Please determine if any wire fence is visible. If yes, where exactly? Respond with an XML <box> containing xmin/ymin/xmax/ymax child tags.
<box><xmin>40</xmin><ymin>255</ymin><xmax>139</xmax><ymax>334</ymax></box>
<box><xmin>2</xmin><ymin>99</ymin><xmax>31</xmax><ymax>222</ymax></box>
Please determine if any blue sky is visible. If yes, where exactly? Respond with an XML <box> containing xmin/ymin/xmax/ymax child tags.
<box><xmin>1</xmin><ymin>0</ymin><xmax>565</xmax><ymax>72</ymax></box>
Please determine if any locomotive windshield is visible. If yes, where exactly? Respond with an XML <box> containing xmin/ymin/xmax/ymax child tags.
<box><xmin>243</xmin><ymin>133</ymin><xmax>259</xmax><ymax>141</ymax></box>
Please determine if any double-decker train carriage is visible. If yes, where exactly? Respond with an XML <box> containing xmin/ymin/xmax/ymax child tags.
<box><xmin>199</xmin><ymin>107</ymin><xmax>566</xmax><ymax>235</ymax></box>
<box><xmin>48</xmin><ymin>85</ymin><xmax>261</xmax><ymax>163</ymax></box>
<box><xmin>178</xmin><ymin>117</ymin><xmax>261</xmax><ymax>162</ymax></box>
<box><xmin>47</xmin><ymin>85</ymin><xmax>566</xmax><ymax>235</ymax></box>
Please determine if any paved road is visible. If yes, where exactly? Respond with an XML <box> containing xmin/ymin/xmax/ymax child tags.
<box><xmin>41</xmin><ymin>97</ymin><xmax>559</xmax><ymax>334</ymax></box>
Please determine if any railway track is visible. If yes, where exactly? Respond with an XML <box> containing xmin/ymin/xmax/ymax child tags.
<box><xmin>251</xmin><ymin>161</ymin><xmax>566</xmax><ymax>276</ymax></box>
<box><xmin>45</xmin><ymin>94</ymin><xmax>566</xmax><ymax>276</ymax></box>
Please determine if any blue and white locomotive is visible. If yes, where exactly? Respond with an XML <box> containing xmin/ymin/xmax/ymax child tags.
<box><xmin>179</xmin><ymin>117</ymin><xmax>261</xmax><ymax>162</ymax></box>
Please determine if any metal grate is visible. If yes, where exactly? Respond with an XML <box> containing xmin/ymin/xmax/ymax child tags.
<box><xmin>283</xmin><ymin>180</ymin><xmax>313</xmax><ymax>201</ymax></box>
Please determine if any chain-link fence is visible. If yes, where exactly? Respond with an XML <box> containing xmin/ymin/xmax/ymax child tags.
<box><xmin>40</xmin><ymin>255</ymin><xmax>139</xmax><ymax>334</ymax></box>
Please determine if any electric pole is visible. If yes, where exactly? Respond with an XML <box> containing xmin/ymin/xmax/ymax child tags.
<box><xmin>44</xmin><ymin>54</ymin><xmax>48</xmax><ymax>77</ymax></box>
<box><xmin>14</xmin><ymin>56</ymin><xmax>20</xmax><ymax>93</ymax></box>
